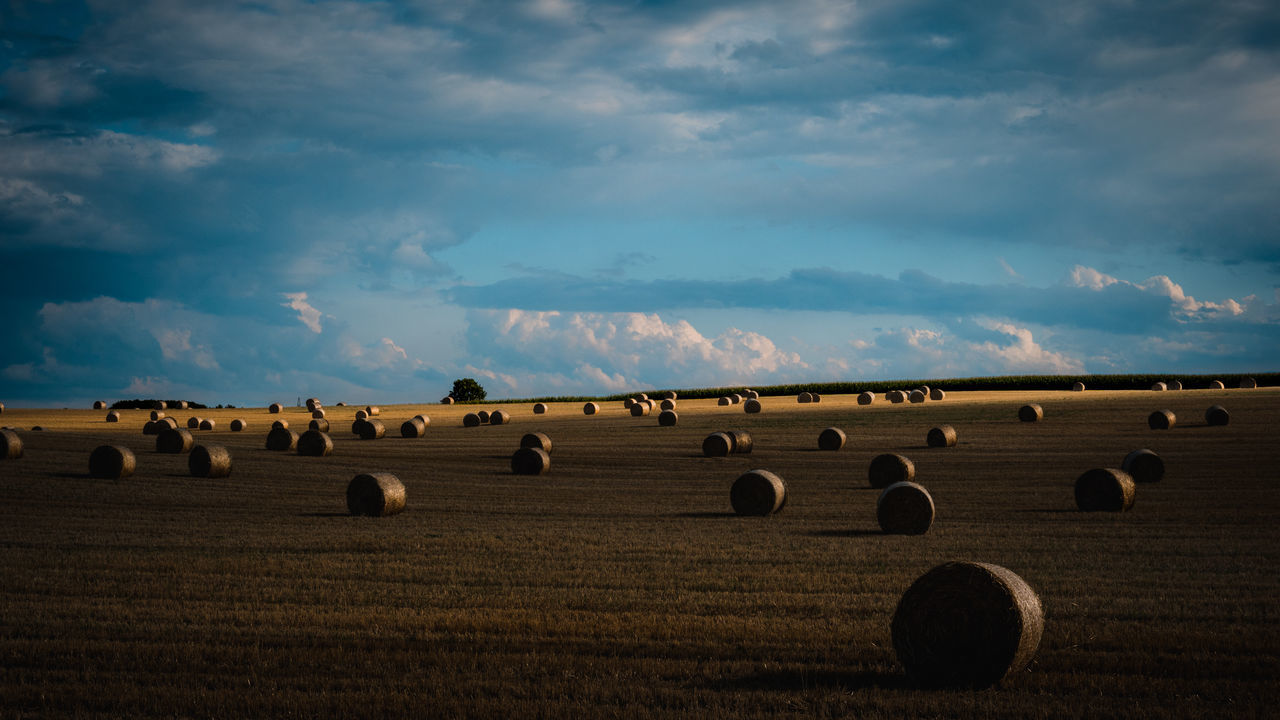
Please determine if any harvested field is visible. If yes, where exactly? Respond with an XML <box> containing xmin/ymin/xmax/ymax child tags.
<box><xmin>0</xmin><ymin>388</ymin><xmax>1276</xmax><ymax>718</ymax></box>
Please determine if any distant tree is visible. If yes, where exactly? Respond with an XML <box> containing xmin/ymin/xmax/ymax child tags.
<box><xmin>450</xmin><ymin>378</ymin><xmax>486</xmax><ymax>402</ymax></box>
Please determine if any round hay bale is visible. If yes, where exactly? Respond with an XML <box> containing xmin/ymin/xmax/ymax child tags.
<box><xmin>175</xmin><ymin>401</ymin><xmax>189</xmax><ymax>410</ymax></box>
<box><xmin>186</xmin><ymin>417</ymin><xmax>200</xmax><ymax>429</ymax></box>
<box><xmin>441</xmin><ymin>396</ymin><xmax>454</xmax><ymax>405</ymax></box>
<box><xmin>917</xmin><ymin>385</ymin><xmax>930</xmax><ymax>395</ymax></box>
<box><xmin>520</xmin><ymin>432</ymin><xmax>552</xmax><ymax>453</ymax></box>
<box><xmin>355</xmin><ymin>409</ymin><xmax>368</xmax><ymax>420</ymax></box>
<box><xmin>1072</xmin><ymin>381</ymin><xmax>1085</xmax><ymax>392</ymax></box>
<box><xmin>413</xmin><ymin>414</ymin><xmax>430</xmax><ymax>427</ymax></box>
<box><xmin>463</xmin><ymin>413</ymin><xmax>481</xmax><ymax>427</ymax></box>
<box><xmin>269</xmin><ymin>403</ymin><xmax>283</xmax><ymax>413</ymax></box>
<box><xmin>93</xmin><ymin>400</ymin><xmax>107</xmax><ymax>410</ymax></box>
<box><xmin>702</xmin><ymin>432</ymin><xmax>733</xmax><ymax>457</ymax></box>
<box><xmin>157</xmin><ymin>417</ymin><xmax>179</xmax><ymax>431</ymax></box>
<box><xmin>629</xmin><ymin>402</ymin><xmax>651</xmax><ymax>417</ymax></box>
<box><xmin>717</xmin><ymin>397</ymin><xmax>730</xmax><ymax>406</ymax></box>
<box><xmin>0</xmin><ymin>402</ymin><xmax>3</xmax><ymax>414</ymax></box>
<box><xmin>305</xmin><ymin>398</ymin><xmax>318</xmax><ymax>411</ymax></box>
<box><xmin>230</xmin><ymin>419</ymin><xmax>246</xmax><ymax>432</ymax></box>
<box><xmin>189</xmin><ymin>444</ymin><xmax>232</xmax><ymax>478</ymax></box>
<box><xmin>308</xmin><ymin>418</ymin><xmax>330</xmax><ymax>433</ymax></box>
<box><xmin>730</xmin><ymin>394</ymin><xmax>743</xmax><ymax>404</ymax></box>
<box><xmin>476</xmin><ymin>410</ymin><xmax>491</xmax><ymax>424</ymax></box>
<box><xmin>583</xmin><ymin>402</ymin><xmax>600</xmax><ymax>416</ymax></box>
<box><xmin>730</xmin><ymin>469</ymin><xmax>787</xmax><ymax>516</ymax></box>
<box><xmin>533</xmin><ymin>402</ymin><xmax>548</xmax><ymax>414</ymax></box>
<box><xmin>660</xmin><ymin>399</ymin><xmax>676</xmax><ymax>411</ymax></box>
<box><xmin>891</xmin><ymin>561</ymin><xmax>1043</xmax><ymax>689</ymax></box>
<box><xmin>858</xmin><ymin>392</ymin><xmax>874</xmax><ymax>405</ymax></box>
<box><xmin>1151</xmin><ymin>382</ymin><xmax>1167</xmax><ymax>391</ymax></box>
<box><xmin>1018</xmin><ymin>404</ymin><xmax>1043</xmax><ymax>423</ymax></box>
<box><xmin>153</xmin><ymin>401</ymin><xmax>166</xmax><ymax>411</ymax></box>
<box><xmin>1</xmin><ymin>429</ymin><xmax>23</xmax><ymax>460</ymax></box>
<box><xmin>663</xmin><ymin>390</ymin><xmax>678</xmax><ymax>400</ymax></box>
<box><xmin>930</xmin><ymin>388</ymin><xmax>946</xmax><ymax>401</ymax></box>
<box><xmin>797</xmin><ymin>392</ymin><xmax>813</xmax><ymax>403</ymax></box>
<box><xmin>877</xmin><ymin>481</ymin><xmax>935</xmax><ymax>535</ymax></box>
<box><xmin>489</xmin><ymin>410</ymin><xmax>510</xmax><ymax>425</ymax></box>
<box><xmin>297</xmin><ymin>430</ymin><xmax>334</xmax><ymax>457</ymax></box>
<box><xmin>909</xmin><ymin>390</ymin><xmax>926</xmax><ymax>404</ymax></box>
<box><xmin>727</xmin><ymin>429</ymin><xmax>753</xmax><ymax>454</ymax></box>
<box><xmin>658</xmin><ymin>409</ymin><xmax>678</xmax><ymax>426</ymax></box>
<box><xmin>272</xmin><ymin>419</ymin><xmax>289</xmax><ymax>430</ymax></box>
<box><xmin>106</xmin><ymin>411</ymin><xmax>121</xmax><ymax>422</ymax></box>
<box><xmin>624</xmin><ymin>398</ymin><xmax>637</xmax><ymax>409</ymax></box>
<box><xmin>818</xmin><ymin>427</ymin><xmax>846</xmax><ymax>451</ymax></box>
<box><xmin>869</xmin><ymin>453</ymin><xmax>915</xmax><ymax>488</ymax></box>
<box><xmin>151</xmin><ymin>410</ymin><xmax>165</xmax><ymax>421</ymax></box>
<box><xmin>365</xmin><ymin>406</ymin><xmax>380</xmax><ymax>417</ymax></box>
<box><xmin>311</xmin><ymin>409</ymin><xmax>326</xmax><ymax>419</ymax></box>
<box><xmin>265</xmin><ymin>427</ymin><xmax>298</xmax><ymax>452</ymax></box>
<box><xmin>1239</xmin><ymin>377</ymin><xmax>1257</xmax><ymax>389</ymax></box>
<box><xmin>156</xmin><ymin>428</ymin><xmax>194</xmax><ymax>454</ymax></box>
<box><xmin>744</xmin><ymin>398</ymin><xmax>762</xmax><ymax>414</ymax></box>
<box><xmin>1121</xmin><ymin>448</ymin><xmax>1163</xmax><ymax>483</ymax></box>
<box><xmin>1169</xmin><ymin>380</ymin><xmax>1183</xmax><ymax>391</ymax></box>
<box><xmin>636</xmin><ymin>393</ymin><xmax>649</xmax><ymax>402</ymax></box>
<box><xmin>1075</xmin><ymin>468</ymin><xmax>1136</xmax><ymax>511</ymax></box>
<box><xmin>1147</xmin><ymin>409</ymin><xmax>1175</xmax><ymax>430</ymax></box>
<box><xmin>927</xmin><ymin>425</ymin><xmax>957</xmax><ymax>448</ymax></box>
<box><xmin>357</xmin><ymin>418</ymin><xmax>386</xmax><ymax>440</ymax></box>
<box><xmin>889</xmin><ymin>390</ymin><xmax>906</xmax><ymax>404</ymax></box>
<box><xmin>347</xmin><ymin>473</ymin><xmax>406</xmax><ymax>516</ymax></box>
<box><xmin>89</xmin><ymin>445</ymin><xmax>135</xmax><ymax>479</ymax></box>
<box><xmin>1205</xmin><ymin>405</ymin><xmax>1229</xmax><ymax>426</ymax></box>
<box><xmin>746</xmin><ymin>390</ymin><xmax>759</xmax><ymax>399</ymax></box>
<box><xmin>1209</xmin><ymin>379</ymin><xmax>1224</xmax><ymax>389</ymax></box>
<box><xmin>336</xmin><ymin>402</ymin><xmax>346</xmax><ymax>407</ymax></box>
<box><xmin>199</xmin><ymin>419</ymin><xmax>215</xmax><ymax>431</ymax></box>
<box><xmin>142</xmin><ymin>421</ymin><xmax>159</xmax><ymax>436</ymax></box>
<box><xmin>511</xmin><ymin>447</ymin><xmax>550</xmax><ymax>475</ymax></box>
<box><xmin>400</xmin><ymin>417</ymin><xmax>426</xmax><ymax>438</ymax></box>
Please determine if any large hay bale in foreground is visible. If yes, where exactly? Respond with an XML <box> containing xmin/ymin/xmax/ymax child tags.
<box><xmin>877</xmin><ymin>481</ymin><xmax>935</xmax><ymax>534</ymax></box>
<box><xmin>106</xmin><ymin>411</ymin><xmax>121</xmax><ymax>423</ymax></box>
<box><xmin>189</xmin><ymin>444</ymin><xmax>232</xmax><ymax>478</ymax></box>
<box><xmin>156</xmin><ymin>428</ymin><xmax>194</xmax><ymax>454</ymax></box>
<box><xmin>858</xmin><ymin>392</ymin><xmax>874</xmax><ymax>405</ymax></box>
<box><xmin>1240</xmin><ymin>377</ymin><xmax>1257</xmax><ymax>388</ymax></box>
<box><xmin>908</xmin><ymin>390</ymin><xmax>926</xmax><ymax>404</ymax></box>
<box><xmin>269</xmin><ymin>403</ymin><xmax>283</xmax><ymax>413</ymax></box>
<box><xmin>476</xmin><ymin>410</ymin><xmax>491</xmax><ymax>424</ymax></box>
<box><xmin>89</xmin><ymin>445</ymin><xmax>135</xmax><ymax>479</ymax></box>
<box><xmin>1121</xmin><ymin>449</ymin><xmax>1163</xmax><ymax>483</ymax></box>
<box><xmin>511</xmin><ymin>447</ymin><xmax>550</xmax><ymax>475</ymax></box>
<box><xmin>401</xmin><ymin>417</ymin><xmax>427</xmax><ymax>438</ymax></box>
<box><xmin>930</xmin><ymin>388</ymin><xmax>946</xmax><ymax>401</ymax></box>
<box><xmin>702</xmin><ymin>432</ymin><xmax>733</xmax><ymax>457</ymax></box>
<box><xmin>265</xmin><ymin>427</ymin><xmax>298</xmax><ymax>452</ymax></box>
<box><xmin>520</xmin><ymin>432</ymin><xmax>552</xmax><ymax>453</ymax></box>
<box><xmin>630</xmin><ymin>402</ymin><xmax>651</xmax><ymax>417</ymax></box>
<box><xmin>1018</xmin><ymin>404</ymin><xmax>1043</xmax><ymax>422</ymax></box>
<box><xmin>818</xmin><ymin>427</ymin><xmax>846</xmax><ymax>451</ymax></box>
<box><xmin>356</xmin><ymin>418</ymin><xmax>386</xmax><ymax>440</ymax></box>
<box><xmin>583</xmin><ymin>402</ymin><xmax>599</xmax><ymax>416</ymax></box>
<box><xmin>744</xmin><ymin>398</ymin><xmax>762</xmax><ymax>414</ymax></box>
<box><xmin>1151</xmin><ymin>382</ymin><xmax>1167</xmax><ymax>392</ymax></box>
<box><xmin>869</xmin><ymin>453</ymin><xmax>915</xmax><ymax>488</ymax></box>
<box><xmin>94</xmin><ymin>400</ymin><xmax>107</xmax><ymax>410</ymax></box>
<box><xmin>1075</xmin><ymin>468</ymin><xmax>1136</xmax><ymax>511</ymax></box>
<box><xmin>892</xmin><ymin>561</ymin><xmax>1043</xmax><ymax>689</ymax></box>
<box><xmin>1</xmin><ymin>429</ymin><xmax>22</xmax><ymax>460</ymax></box>
<box><xmin>727</xmin><ymin>430</ymin><xmax>753</xmax><ymax>454</ymax></box>
<box><xmin>463</xmin><ymin>413</ymin><xmax>481</xmax><ymax>427</ymax></box>
<box><xmin>308</xmin><ymin>418</ymin><xmax>330</xmax><ymax>433</ymax></box>
<box><xmin>1209</xmin><ymin>380</ymin><xmax>1225</xmax><ymax>389</ymax></box>
<box><xmin>797</xmin><ymin>392</ymin><xmax>813</xmax><ymax>403</ymax></box>
<box><xmin>1072</xmin><ymin>381</ymin><xmax>1085</xmax><ymax>392</ymax></box>
<box><xmin>199</xmin><ymin>419</ymin><xmax>216</xmax><ymax>431</ymax></box>
<box><xmin>658</xmin><ymin>410</ymin><xmax>678</xmax><ymax>426</ymax></box>
<box><xmin>730</xmin><ymin>469</ymin><xmax>787</xmax><ymax>516</ymax></box>
<box><xmin>533</xmin><ymin>402</ymin><xmax>548</xmax><ymax>414</ymax></box>
<box><xmin>489</xmin><ymin>410</ymin><xmax>510</xmax><ymax>425</ymax></box>
<box><xmin>927</xmin><ymin>425</ymin><xmax>957</xmax><ymax>448</ymax></box>
<box><xmin>347</xmin><ymin>473</ymin><xmax>406</xmax><ymax>516</ymax></box>
<box><xmin>1147</xmin><ymin>409</ymin><xmax>1175</xmax><ymax>430</ymax></box>
<box><xmin>230</xmin><ymin>419</ymin><xmax>246</xmax><ymax>432</ymax></box>
<box><xmin>1205</xmin><ymin>405</ymin><xmax>1229</xmax><ymax>426</ymax></box>
<box><xmin>297</xmin><ymin>430</ymin><xmax>334</xmax><ymax>457</ymax></box>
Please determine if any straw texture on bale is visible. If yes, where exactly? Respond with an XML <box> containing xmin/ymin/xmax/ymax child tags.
<box><xmin>106</xmin><ymin>411</ymin><xmax>121</xmax><ymax>422</ymax></box>
<box><xmin>158</xmin><ymin>417</ymin><xmax>179</xmax><ymax>431</ymax></box>
<box><xmin>477</xmin><ymin>410</ymin><xmax>491</xmax><ymax>423</ymax></box>
<box><xmin>818</xmin><ymin>427</ymin><xmax>846</xmax><ymax>451</ymax></box>
<box><xmin>889</xmin><ymin>390</ymin><xmax>906</xmax><ymax>404</ymax></box>
<box><xmin>1075</xmin><ymin>468</ymin><xmax>1136</xmax><ymax>511</ymax></box>
<box><xmin>869</xmin><ymin>453</ymin><xmax>915</xmax><ymax>488</ymax></box>
<box><xmin>858</xmin><ymin>392</ymin><xmax>874</xmax><ymax>405</ymax></box>
<box><xmin>533</xmin><ymin>403</ymin><xmax>548</xmax><ymax>414</ymax></box>
<box><xmin>1205</xmin><ymin>405</ymin><xmax>1229</xmax><ymax>426</ymax></box>
<box><xmin>624</xmin><ymin>398</ymin><xmax>637</xmax><ymax>409</ymax></box>
<box><xmin>909</xmin><ymin>390</ymin><xmax>926</xmax><ymax>404</ymax></box>
<box><xmin>297</xmin><ymin>430</ymin><xmax>334</xmax><ymax>457</ymax></box>
<box><xmin>1121</xmin><ymin>449</ymin><xmax>1163</xmax><ymax>483</ymax></box>
<box><xmin>175</xmin><ymin>401</ymin><xmax>189</xmax><ymax>410</ymax></box>
<box><xmin>269</xmin><ymin>403</ymin><xmax>283</xmax><ymax>413</ymax></box>
<box><xmin>877</xmin><ymin>481</ymin><xmax>935</xmax><ymax>534</ymax></box>
<box><xmin>1018</xmin><ymin>404</ymin><xmax>1043</xmax><ymax>422</ymax></box>
<box><xmin>489</xmin><ymin>410</ymin><xmax>510</xmax><ymax>425</ymax></box>
<box><xmin>156</xmin><ymin>428</ymin><xmax>194</xmax><ymax>454</ymax></box>
<box><xmin>89</xmin><ymin>445</ymin><xmax>135</xmax><ymax>479</ymax></box>
<box><xmin>744</xmin><ymin>398</ymin><xmax>762</xmax><ymax>414</ymax></box>
<box><xmin>311</xmin><ymin>409</ymin><xmax>326</xmax><ymax>419</ymax></box>
<box><xmin>186</xmin><ymin>417</ymin><xmax>200</xmax><ymax>429</ymax></box>
<box><xmin>413</xmin><ymin>414</ymin><xmax>430</xmax><ymax>427</ymax></box>
<box><xmin>930</xmin><ymin>388</ymin><xmax>946</xmax><ymax>401</ymax></box>
<box><xmin>730</xmin><ymin>469</ymin><xmax>788</xmax><ymax>516</ymax></box>
<box><xmin>265</xmin><ymin>427</ymin><xmax>298</xmax><ymax>452</ymax></box>
<box><xmin>798</xmin><ymin>392</ymin><xmax>813</xmax><ymax>403</ymax></box>
<box><xmin>1072</xmin><ymin>382</ymin><xmax>1086</xmax><ymax>392</ymax></box>
<box><xmin>230</xmin><ymin>419</ymin><xmax>246</xmax><ymax>432</ymax></box>
<box><xmin>636</xmin><ymin>393</ymin><xmax>649</xmax><ymax>401</ymax></box>
<box><xmin>94</xmin><ymin>400</ymin><xmax>107</xmax><ymax>410</ymax></box>
<box><xmin>356</xmin><ymin>418</ymin><xmax>386</xmax><ymax>440</ymax></box>
<box><xmin>520</xmin><ymin>432</ymin><xmax>552</xmax><ymax>453</ymax></box>
<box><xmin>441</xmin><ymin>396</ymin><xmax>454</xmax><ymax>404</ymax></box>
<box><xmin>400</xmin><ymin>417</ymin><xmax>426</xmax><ymax>438</ymax></box>
<box><xmin>355</xmin><ymin>409</ymin><xmax>368</xmax><ymax>420</ymax></box>
<box><xmin>583</xmin><ymin>402</ymin><xmax>599</xmax><ymax>415</ymax></box>
<box><xmin>1148</xmin><ymin>409</ymin><xmax>1176</xmax><ymax>430</ymax></box>
<box><xmin>630</xmin><ymin>402</ymin><xmax>651</xmax><ymax>417</ymax></box>
<box><xmin>891</xmin><ymin>561</ymin><xmax>1043</xmax><ymax>689</ymax></box>
<box><xmin>746</xmin><ymin>390</ymin><xmax>759</xmax><ymax>399</ymax></box>
<box><xmin>1151</xmin><ymin>382</ymin><xmax>1167</xmax><ymax>391</ymax></box>
<box><xmin>1</xmin><ymin>429</ymin><xmax>22</xmax><ymax>460</ymax></box>
<box><xmin>308</xmin><ymin>418</ymin><xmax>330</xmax><ymax>432</ymax></box>
<box><xmin>811</xmin><ymin>393</ymin><xmax>822</xmax><ymax>403</ymax></box>
<box><xmin>365</xmin><ymin>406</ymin><xmax>380</xmax><ymax>417</ymax></box>
<box><xmin>199</xmin><ymin>419</ymin><xmax>215</xmax><ymax>431</ymax></box>
<box><xmin>511</xmin><ymin>447</ymin><xmax>550</xmax><ymax>475</ymax></box>
<box><xmin>728</xmin><ymin>430</ymin><xmax>754</xmax><ymax>454</ymax></box>
<box><xmin>660</xmin><ymin>399</ymin><xmax>676</xmax><ymax>411</ymax></box>
<box><xmin>189</xmin><ymin>444</ymin><xmax>232</xmax><ymax>478</ymax></box>
<box><xmin>658</xmin><ymin>409</ymin><xmax>678</xmax><ymax>426</ymax></box>
<box><xmin>664</xmin><ymin>391</ymin><xmax>678</xmax><ymax>400</ymax></box>
<box><xmin>927</xmin><ymin>425</ymin><xmax>958</xmax><ymax>448</ymax></box>
<box><xmin>717</xmin><ymin>397</ymin><xmax>731</xmax><ymax>406</ymax></box>
<box><xmin>1240</xmin><ymin>377</ymin><xmax>1257</xmax><ymax>388</ymax></box>
<box><xmin>702</xmin><ymin>432</ymin><xmax>733</xmax><ymax>457</ymax></box>
<box><xmin>463</xmin><ymin>413</ymin><xmax>481</xmax><ymax>427</ymax></box>
<box><xmin>1209</xmin><ymin>379</ymin><xmax>1225</xmax><ymax>389</ymax></box>
<box><xmin>347</xmin><ymin>473</ymin><xmax>406</xmax><ymax>516</ymax></box>
<box><xmin>151</xmin><ymin>410</ymin><xmax>165</xmax><ymax>421</ymax></box>
<box><xmin>306</xmin><ymin>398</ymin><xmax>319</xmax><ymax>411</ymax></box>
<box><xmin>730</xmin><ymin>394</ymin><xmax>742</xmax><ymax>404</ymax></box>
<box><xmin>272</xmin><ymin>419</ymin><xmax>289</xmax><ymax>430</ymax></box>
<box><xmin>154</xmin><ymin>401</ymin><xmax>166</xmax><ymax>411</ymax></box>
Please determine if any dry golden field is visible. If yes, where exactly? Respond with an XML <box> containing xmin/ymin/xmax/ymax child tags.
<box><xmin>1</xmin><ymin>388</ymin><xmax>1277</xmax><ymax>718</ymax></box>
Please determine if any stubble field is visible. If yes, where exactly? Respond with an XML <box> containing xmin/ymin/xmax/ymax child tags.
<box><xmin>0</xmin><ymin>388</ymin><xmax>1276</xmax><ymax>718</ymax></box>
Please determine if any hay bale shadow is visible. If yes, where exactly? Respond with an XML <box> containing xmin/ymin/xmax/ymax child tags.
<box><xmin>710</xmin><ymin>668</ymin><xmax>907</xmax><ymax>692</ymax></box>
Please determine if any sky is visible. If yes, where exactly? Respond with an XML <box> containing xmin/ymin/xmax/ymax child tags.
<box><xmin>1</xmin><ymin>0</ymin><xmax>1278</xmax><ymax>407</ymax></box>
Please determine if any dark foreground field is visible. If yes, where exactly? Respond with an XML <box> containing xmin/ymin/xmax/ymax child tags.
<box><xmin>1</xmin><ymin>389</ymin><xmax>1277</xmax><ymax>719</ymax></box>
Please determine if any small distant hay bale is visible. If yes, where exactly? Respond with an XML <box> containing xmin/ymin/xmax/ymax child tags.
<box><xmin>930</xmin><ymin>388</ymin><xmax>946</xmax><ymax>401</ymax></box>
<box><xmin>1072</xmin><ymin>382</ymin><xmax>1086</xmax><ymax>392</ymax></box>
<box><xmin>357</xmin><ymin>418</ymin><xmax>386</xmax><ymax>439</ymax></box>
<box><xmin>798</xmin><ymin>392</ymin><xmax>813</xmax><ymax>403</ymax></box>
<box><xmin>1209</xmin><ymin>380</ymin><xmax>1225</xmax><ymax>389</ymax></box>
<box><xmin>175</xmin><ymin>401</ymin><xmax>189</xmax><ymax>410</ymax></box>
<box><xmin>489</xmin><ymin>410</ymin><xmax>510</xmax><ymax>425</ymax></box>
<box><xmin>89</xmin><ymin>445</ymin><xmax>136</xmax><ymax>479</ymax></box>
<box><xmin>151</xmin><ymin>410</ymin><xmax>165</xmax><ymax>421</ymax></box>
<box><xmin>477</xmin><ymin>410</ymin><xmax>491</xmax><ymax>424</ymax></box>
<box><xmin>746</xmin><ymin>390</ymin><xmax>759</xmax><ymax>399</ymax></box>
<box><xmin>186</xmin><ymin>417</ymin><xmax>200</xmax><ymax>429</ymax></box>
<box><xmin>889</xmin><ymin>391</ymin><xmax>906</xmax><ymax>404</ymax></box>
<box><xmin>347</xmin><ymin>473</ymin><xmax>406</xmax><ymax>516</ymax></box>
<box><xmin>636</xmin><ymin>393</ymin><xmax>649</xmax><ymax>401</ymax></box>
<box><xmin>106</xmin><ymin>411</ymin><xmax>121</xmax><ymax>423</ymax></box>
<box><xmin>1205</xmin><ymin>405</ymin><xmax>1229</xmax><ymax>426</ymax></box>
<box><xmin>1</xmin><ymin>429</ymin><xmax>22</xmax><ymax>460</ymax></box>
<box><xmin>272</xmin><ymin>419</ymin><xmax>289</xmax><ymax>430</ymax></box>
<box><xmin>877</xmin><ymin>481</ymin><xmax>935</xmax><ymax>535</ymax></box>
<box><xmin>660</xmin><ymin>399</ymin><xmax>676</xmax><ymax>411</ymax></box>
<box><xmin>1018</xmin><ymin>404</ymin><xmax>1043</xmax><ymax>422</ymax></box>
<box><xmin>730</xmin><ymin>394</ymin><xmax>742</xmax><ymax>404</ymax></box>
<box><xmin>401</xmin><ymin>417</ymin><xmax>426</xmax><ymax>438</ymax></box>
<box><xmin>717</xmin><ymin>397</ymin><xmax>731</xmax><ymax>406</ymax></box>
<box><xmin>624</xmin><ymin>398</ymin><xmax>637</xmax><ymax>409</ymax></box>
<box><xmin>156</xmin><ymin>428</ymin><xmax>194</xmax><ymax>454</ymax></box>
<box><xmin>927</xmin><ymin>425</ymin><xmax>957</xmax><ymax>448</ymax></box>
<box><xmin>158</xmin><ymin>417</ymin><xmax>179</xmax><ymax>431</ymax></box>
<box><xmin>811</xmin><ymin>393</ymin><xmax>822</xmax><ymax>403</ymax></box>
<box><xmin>1121</xmin><ymin>449</ymin><xmax>1164</xmax><ymax>483</ymax></box>
<box><xmin>917</xmin><ymin>385</ymin><xmax>930</xmax><ymax>395</ymax></box>
<box><xmin>520</xmin><ymin>432</ymin><xmax>552</xmax><ymax>452</ymax></box>
<box><xmin>441</xmin><ymin>396</ymin><xmax>454</xmax><ymax>405</ymax></box>
<box><xmin>744</xmin><ymin>398</ymin><xmax>762</xmax><ymax>414</ymax></box>
<box><xmin>630</xmin><ymin>402</ymin><xmax>651</xmax><ymax>417</ymax></box>
<box><xmin>533</xmin><ymin>402</ymin><xmax>548</xmax><ymax>414</ymax></box>
<box><xmin>365</xmin><ymin>406</ymin><xmax>380</xmax><ymax>417</ymax></box>
<box><xmin>1075</xmin><ymin>468</ymin><xmax>1136</xmax><ymax>511</ymax></box>
<box><xmin>858</xmin><ymin>392</ymin><xmax>875</xmax><ymax>405</ymax></box>
<box><xmin>311</xmin><ymin>409</ymin><xmax>326</xmax><ymax>419</ymax></box>
<box><xmin>728</xmin><ymin>429</ymin><xmax>754</xmax><ymax>454</ymax></box>
<box><xmin>265</xmin><ymin>427</ymin><xmax>298</xmax><ymax>452</ymax></box>
<box><xmin>583</xmin><ymin>402</ymin><xmax>600</xmax><ymax>416</ymax></box>
<box><xmin>1147</xmin><ymin>409</ymin><xmax>1175</xmax><ymax>430</ymax></box>
<box><xmin>355</xmin><ymin>409</ymin><xmax>369</xmax><ymax>420</ymax></box>
<box><xmin>730</xmin><ymin>469</ymin><xmax>788</xmax><ymax>516</ymax></box>
<box><xmin>1239</xmin><ymin>377</ymin><xmax>1257</xmax><ymax>389</ymax></box>
<box><xmin>308</xmin><ymin>418</ymin><xmax>330</xmax><ymax>433</ymax></box>
<box><xmin>658</xmin><ymin>409</ymin><xmax>678</xmax><ymax>426</ymax></box>
<box><xmin>269</xmin><ymin>403</ymin><xmax>283</xmax><ymax>413</ymax></box>
<box><xmin>511</xmin><ymin>447</ymin><xmax>550</xmax><ymax>475</ymax></box>
<box><xmin>818</xmin><ymin>427</ymin><xmax>846</xmax><ymax>451</ymax></box>
<box><xmin>305</xmin><ymin>398</ymin><xmax>320</xmax><ymax>411</ymax></box>
<box><xmin>908</xmin><ymin>390</ymin><xmax>926</xmax><ymax>404</ymax></box>
<box><xmin>189</xmin><ymin>444</ymin><xmax>232</xmax><ymax>478</ymax></box>
<box><xmin>664</xmin><ymin>390</ymin><xmax>678</xmax><ymax>400</ymax></box>
<box><xmin>142</xmin><ymin>421</ymin><xmax>159</xmax><ymax>436</ymax></box>
<box><xmin>1169</xmin><ymin>380</ymin><xmax>1183</xmax><ymax>391</ymax></box>
<box><xmin>154</xmin><ymin>401</ymin><xmax>167</xmax><ymax>411</ymax></box>
<box><xmin>413</xmin><ymin>415</ymin><xmax>430</xmax><ymax>427</ymax></box>
<box><xmin>891</xmin><ymin>561</ymin><xmax>1043</xmax><ymax>689</ymax></box>
<box><xmin>94</xmin><ymin>400</ymin><xmax>107</xmax><ymax>410</ymax></box>
<box><xmin>230</xmin><ymin>419</ymin><xmax>246</xmax><ymax>432</ymax></box>
<box><xmin>463</xmin><ymin>412</ymin><xmax>481</xmax><ymax>427</ymax></box>
<box><xmin>199</xmin><ymin>419</ymin><xmax>215</xmax><ymax>431</ymax></box>
<box><xmin>1151</xmin><ymin>382</ymin><xmax>1167</xmax><ymax>392</ymax></box>
<box><xmin>702</xmin><ymin>432</ymin><xmax>733</xmax><ymax>457</ymax></box>
<box><xmin>297</xmin><ymin>430</ymin><xmax>334</xmax><ymax>457</ymax></box>
<box><xmin>336</xmin><ymin>402</ymin><xmax>346</xmax><ymax>407</ymax></box>
<box><xmin>869</xmin><ymin>453</ymin><xmax>915</xmax><ymax>488</ymax></box>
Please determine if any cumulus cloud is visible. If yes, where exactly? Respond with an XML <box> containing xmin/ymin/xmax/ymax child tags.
<box><xmin>1068</xmin><ymin>265</ymin><xmax>1247</xmax><ymax>319</ymax></box>
<box><xmin>281</xmin><ymin>292</ymin><xmax>324</xmax><ymax>333</ymax></box>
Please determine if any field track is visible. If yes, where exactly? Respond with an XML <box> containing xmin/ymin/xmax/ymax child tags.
<box><xmin>1</xmin><ymin>388</ymin><xmax>1277</xmax><ymax>718</ymax></box>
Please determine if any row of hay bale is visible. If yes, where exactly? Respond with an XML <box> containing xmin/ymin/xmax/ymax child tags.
<box><xmin>1147</xmin><ymin>405</ymin><xmax>1230</xmax><ymax>429</ymax></box>
<box><xmin>463</xmin><ymin>410</ymin><xmax>510</xmax><ymax>427</ymax></box>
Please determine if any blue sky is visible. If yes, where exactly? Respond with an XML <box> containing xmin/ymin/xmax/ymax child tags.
<box><xmin>1</xmin><ymin>0</ymin><xmax>1277</xmax><ymax>406</ymax></box>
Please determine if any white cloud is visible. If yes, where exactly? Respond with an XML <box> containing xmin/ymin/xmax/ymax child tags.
<box><xmin>281</xmin><ymin>292</ymin><xmax>323</xmax><ymax>333</ymax></box>
<box><xmin>341</xmin><ymin>336</ymin><xmax>417</xmax><ymax>372</ymax></box>
<box><xmin>1069</xmin><ymin>265</ymin><xmax>1246</xmax><ymax>319</ymax></box>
